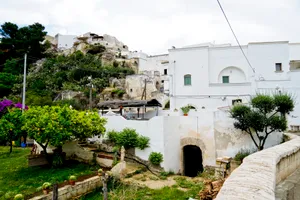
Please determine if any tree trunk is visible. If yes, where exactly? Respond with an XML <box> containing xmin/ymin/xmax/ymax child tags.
<box><xmin>9</xmin><ymin>140</ymin><xmax>12</xmax><ymax>153</ymax></box>
<box><xmin>23</xmin><ymin>133</ymin><xmax>27</xmax><ymax>146</ymax></box>
<box><xmin>38</xmin><ymin>142</ymin><xmax>50</xmax><ymax>164</ymax></box>
<box><xmin>101</xmin><ymin>173</ymin><xmax>108</xmax><ymax>200</ymax></box>
<box><xmin>9</xmin><ymin>131</ymin><xmax>13</xmax><ymax>153</ymax></box>
<box><xmin>52</xmin><ymin>183</ymin><xmax>58</xmax><ymax>200</ymax></box>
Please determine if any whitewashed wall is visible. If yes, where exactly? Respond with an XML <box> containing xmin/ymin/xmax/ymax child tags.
<box><xmin>214</xmin><ymin>110</ymin><xmax>283</xmax><ymax>158</ymax></box>
<box><xmin>209</xmin><ymin>46</ymin><xmax>249</xmax><ymax>83</ymax></box>
<box><xmin>100</xmin><ymin>110</ymin><xmax>283</xmax><ymax>172</ymax></box>
<box><xmin>248</xmin><ymin>42</ymin><xmax>290</xmax><ymax>81</ymax></box>
<box><xmin>138</xmin><ymin>54</ymin><xmax>168</xmax><ymax>74</ymax></box>
<box><xmin>103</xmin><ymin>116</ymin><xmax>165</xmax><ymax>162</ymax></box>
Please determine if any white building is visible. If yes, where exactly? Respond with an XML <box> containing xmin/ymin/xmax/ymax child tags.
<box><xmin>132</xmin><ymin>53</ymin><xmax>170</xmax><ymax>94</ymax></box>
<box><xmin>168</xmin><ymin>41</ymin><xmax>300</xmax><ymax>127</ymax></box>
<box><xmin>77</xmin><ymin>32</ymin><xmax>129</xmax><ymax>53</ymax></box>
<box><xmin>54</xmin><ymin>34</ymin><xmax>77</xmax><ymax>49</ymax></box>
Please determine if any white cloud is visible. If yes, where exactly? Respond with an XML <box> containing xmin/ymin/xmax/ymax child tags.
<box><xmin>0</xmin><ymin>0</ymin><xmax>299</xmax><ymax>54</ymax></box>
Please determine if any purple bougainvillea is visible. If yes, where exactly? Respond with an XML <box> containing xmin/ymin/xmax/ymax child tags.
<box><xmin>0</xmin><ymin>99</ymin><xmax>28</xmax><ymax>113</ymax></box>
<box><xmin>14</xmin><ymin>102</ymin><xmax>28</xmax><ymax>110</ymax></box>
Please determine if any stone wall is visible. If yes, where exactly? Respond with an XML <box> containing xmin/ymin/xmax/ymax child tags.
<box><xmin>29</xmin><ymin>176</ymin><xmax>101</xmax><ymax>200</ymax></box>
<box><xmin>276</xmin><ymin>168</ymin><xmax>300</xmax><ymax>200</ymax></box>
<box><xmin>216</xmin><ymin>134</ymin><xmax>300</xmax><ymax>200</ymax></box>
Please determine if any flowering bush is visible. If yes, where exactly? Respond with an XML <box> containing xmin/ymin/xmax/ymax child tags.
<box><xmin>0</xmin><ymin>99</ymin><xmax>28</xmax><ymax>152</ymax></box>
<box><xmin>0</xmin><ymin>99</ymin><xmax>28</xmax><ymax>118</ymax></box>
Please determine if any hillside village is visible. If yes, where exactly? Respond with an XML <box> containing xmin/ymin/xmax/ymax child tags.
<box><xmin>1</xmin><ymin>18</ymin><xmax>300</xmax><ymax>200</ymax></box>
<box><xmin>42</xmin><ymin>32</ymin><xmax>170</xmax><ymax>109</ymax></box>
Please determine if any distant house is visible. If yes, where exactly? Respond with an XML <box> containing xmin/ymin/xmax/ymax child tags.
<box><xmin>55</xmin><ymin>34</ymin><xmax>77</xmax><ymax>49</ymax></box>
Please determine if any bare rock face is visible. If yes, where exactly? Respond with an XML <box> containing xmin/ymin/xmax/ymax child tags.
<box><xmin>111</xmin><ymin>78</ymin><xmax>122</xmax><ymax>87</ymax></box>
<box><xmin>111</xmin><ymin>161</ymin><xmax>127</xmax><ymax>180</ymax></box>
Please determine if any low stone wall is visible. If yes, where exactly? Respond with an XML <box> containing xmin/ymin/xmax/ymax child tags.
<box><xmin>276</xmin><ymin>168</ymin><xmax>300</xmax><ymax>200</ymax></box>
<box><xmin>216</xmin><ymin>134</ymin><xmax>300</xmax><ymax>200</ymax></box>
<box><xmin>29</xmin><ymin>176</ymin><xmax>101</xmax><ymax>200</ymax></box>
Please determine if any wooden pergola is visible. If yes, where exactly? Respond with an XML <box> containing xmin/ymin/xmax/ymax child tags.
<box><xmin>97</xmin><ymin>99</ymin><xmax>162</xmax><ymax>119</ymax></box>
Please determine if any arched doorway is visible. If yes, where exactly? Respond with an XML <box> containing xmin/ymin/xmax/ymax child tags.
<box><xmin>183</xmin><ymin>145</ymin><xmax>203</xmax><ymax>177</ymax></box>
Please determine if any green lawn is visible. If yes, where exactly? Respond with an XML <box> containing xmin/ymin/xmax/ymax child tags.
<box><xmin>81</xmin><ymin>180</ymin><xmax>204</xmax><ymax>200</ymax></box>
<box><xmin>0</xmin><ymin>146</ymin><xmax>98</xmax><ymax>200</ymax></box>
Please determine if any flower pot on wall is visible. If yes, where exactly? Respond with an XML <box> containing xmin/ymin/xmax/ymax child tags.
<box><xmin>43</xmin><ymin>189</ymin><xmax>50</xmax><ymax>195</ymax></box>
<box><xmin>69</xmin><ymin>180</ymin><xmax>75</xmax><ymax>185</ymax></box>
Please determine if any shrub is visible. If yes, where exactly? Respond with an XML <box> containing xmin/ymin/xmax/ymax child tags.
<box><xmin>112</xmin><ymin>89</ymin><xmax>125</xmax><ymax>98</ymax></box>
<box><xmin>69</xmin><ymin>175</ymin><xmax>77</xmax><ymax>181</ymax></box>
<box><xmin>137</xmin><ymin>136</ymin><xmax>150</xmax><ymax>150</ymax></box>
<box><xmin>149</xmin><ymin>152</ymin><xmax>163</xmax><ymax>165</ymax></box>
<box><xmin>107</xmin><ymin>130</ymin><xmax>119</xmax><ymax>143</ymax></box>
<box><xmin>107</xmin><ymin>128</ymin><xmax>150</xmax><ymax>150</ymax></box>
<box><xmin>234</xmin><ymin>149</ymin><xmax>255</xmax><ymax>162</ymax></box>
<box><xmin>116</xmin><ymin>128</ymin><xmax>139</xmax><ymax>149</ymax></box>
<box><xmin>14</xmin><ymin>194</ymin><xmax>24</xmax><ymax>200</ymax></box>
<box><xmin>42</xmin><ymin>182</ymin><xmax>51</xmax><ymax>190</ymax></box>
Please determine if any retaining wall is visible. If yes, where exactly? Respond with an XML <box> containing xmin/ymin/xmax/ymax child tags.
<box><xmin>29</xmin><ymin>176</ymin><xmax>101</xmax><ymax>200</ymax></box>
<box><xmin>216</xmin><ymin>134</ymin><xmax>300</xmax><ymax>200</ymax></box>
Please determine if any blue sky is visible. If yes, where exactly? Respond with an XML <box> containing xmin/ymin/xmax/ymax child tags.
<box><xmin>1</xmin><ymin>0</ymin><xmax>299</xmax><ymax>54</ymax></box>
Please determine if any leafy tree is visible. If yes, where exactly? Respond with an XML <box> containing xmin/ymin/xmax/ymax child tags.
<box><xmin>26</xmin><ymin>90</ymin><xmax>53</xmax><ymax>106</ymax></box>
<box><xmin>0</xmin><ymin>22</ymin><xmax>48</xmax><ymax>68</ymax></box>
<box><xmin>22</xmin><ymin>106</ymin><xmax>106</xmax><ymax>160</ymax></box>
<box><xmin>3</xmin><ymin>58</ymin><xmax>21</xmax><ymax>75</ymax></box>
<box><xmin>230</xmin><ymin>94</ymin><xmax>294</xmax><ymax>150</ymax></box>
<box><xmin>0</xmin><ymin>108</ymin><xmax>24</xmax><ymax>153</ymax></box>
<box><xmin>0</xmin><ymin>73</ymin><xmax>18</xmax><ymax>98</ymax></box>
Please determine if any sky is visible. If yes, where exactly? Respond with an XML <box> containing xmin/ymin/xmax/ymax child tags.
<box><xmin>0</xmin><ymin>0</ymin><xmax>299</xmax><ymax>55</ymax></box>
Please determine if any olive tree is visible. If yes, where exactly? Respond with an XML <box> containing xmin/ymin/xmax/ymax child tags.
<box><xmin>22</xmin><ymin>106</ymin><xmax>106</xmax><ymax>159</ymax></box>
<box><xmin>230</xmin><ymin>94</ymin><xmax>294</xmax><ymax>151</ymax></box>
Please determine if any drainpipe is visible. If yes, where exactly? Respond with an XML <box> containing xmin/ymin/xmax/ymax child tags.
<box><xmin>173</xmin><ymin>61</ymin><xmax>176</xmax><ymax>109</ymax></box>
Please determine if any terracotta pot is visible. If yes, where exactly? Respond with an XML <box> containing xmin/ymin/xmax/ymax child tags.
<box><xmin>183</xmin><ymin>113</ymin><xmax>188</xmax><ymax>116</ymax></box>
<box><xmin>43</xmin><ymin>189</ymin><xmax>49</xmax><ymax>195</ymax></box>
<box><xmin>98</xmin><ymin>173</ymin><xmax>102</xmax><ymax>176</ymax></box>
<box><xmin>69</xmin><ymin>180</ymin><xmax>75</xmax><ymax>185</ymax></box>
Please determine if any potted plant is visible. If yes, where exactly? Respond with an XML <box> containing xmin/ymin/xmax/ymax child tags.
<box><xmin>42</xmin><ymin>182</ymin><xmax>51</xmax><ymax>194</ymax></box>
<box><xmin>69</xmin><ymin>175</ymin><xmax>77</xmax><ymax>185</ymax></box>
<box><xmin>181</xmin><ymin>106</ymin><xmax>191</xmax><ymax>116</ymax></box>
<box><xmin>98</xmin><ymin>168</ymin><xmax>103</xmax><ymax>176</ymax></box>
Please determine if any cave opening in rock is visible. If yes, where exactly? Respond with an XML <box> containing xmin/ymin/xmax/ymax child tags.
<box><xmin>183</xmin><ymin>145</ymin><xmax>203</xmax><ymax>177</ymax></box>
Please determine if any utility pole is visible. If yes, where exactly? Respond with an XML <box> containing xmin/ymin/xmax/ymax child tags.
<box><xmin>22</xmin><ymin>53</ymin><xmax>27</xmax><ymax>112</ymax></box>
<box><xmin>141</xmin><ymin>79</ymin><xmax>147</xmax><ymax>100</ymax></box>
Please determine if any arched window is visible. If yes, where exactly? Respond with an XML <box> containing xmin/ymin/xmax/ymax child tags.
<box><xmin>184</xmin><ymin>74</ymin><xmax>191</xmax><ymax>86</ymax></box>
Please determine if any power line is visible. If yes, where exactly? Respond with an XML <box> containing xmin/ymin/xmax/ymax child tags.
<box><xmin>216</xmin><ymin>0</ymin><xmax>255</xmax><ymax>73</ymax></box>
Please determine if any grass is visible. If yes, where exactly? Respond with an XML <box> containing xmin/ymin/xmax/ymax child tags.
<box><xmin>197</xmin><ymin>168</ymin><xmax>217</xmax><ymax>180</ymax></box>
<box><xmin>0</xmin><ymin>146</ymin><xmax>98</xmax><ymax>199</ymax></box>
<box><xmin>81</xmin><ymin>182</ymin><xmax>204</xmax><ymax>200</ymax></box>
